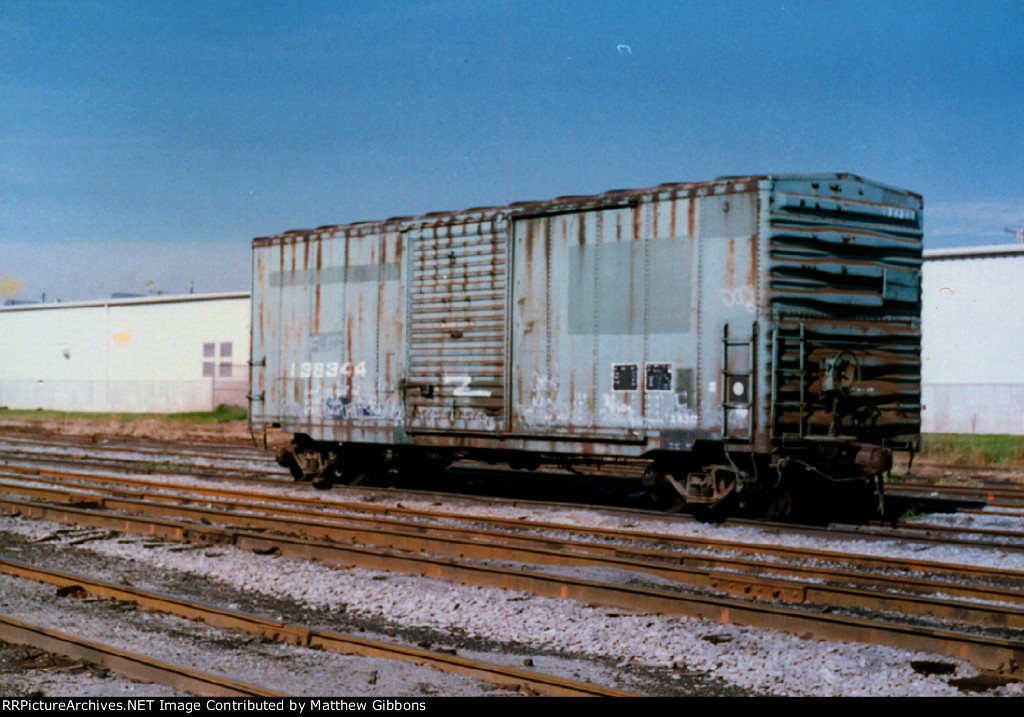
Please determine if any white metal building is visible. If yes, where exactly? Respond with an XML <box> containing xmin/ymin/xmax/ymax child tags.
<box><xmin>921</xmin><ymin>244</ymin><xmax>1024</xmax><ymax>435</ymax></box>
<box><xmin>0</xmin><ymin>292</ymin><xmax>250</xmax><ymax>413</ymax></box>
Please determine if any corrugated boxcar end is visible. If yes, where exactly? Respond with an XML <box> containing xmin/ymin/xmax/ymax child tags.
<box><xmin>765</xmin><ymin>174</ymin><xmax>922</xmax><ymax>447</ymax></box>
<box><xmin>252</xmin><ymin>173</ymin><xmax>922</xmax><ymax>521</ymax></box>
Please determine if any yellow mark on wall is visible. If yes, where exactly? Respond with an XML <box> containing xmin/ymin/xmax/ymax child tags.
<box><xmin>0</xmin><ymin>275</ymin><xmax>25</xmax><ymax>299</ymax></box>
<box><xmin>112</xmin><ymin>330</ymin><xmax>133</xmax><ymax>346</ymax></box>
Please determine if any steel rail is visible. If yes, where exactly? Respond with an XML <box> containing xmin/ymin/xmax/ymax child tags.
<box><xmin>30</xmin><ymin>487</ymin><xmax>1024</xmax><ymax>626</ymax></box>
<box><xmin>3</xmin><ymin>458</ymin><xmax>1022</xmax><ymax>556</ymax></box>
<box><xmin>834</xmin><ymin>520</ymin><xmax>1024</xmax><ymax>543</ymax></box>
<box><xmin>0</xmin><ymin>449</ymin><xmax>280</xmax><ymax>481</ymax></box>
<box><xmin>895</xmin><ymin>484</ymin><xmax>1024</xmax><ymax>505</ymax></box>
<box><xmin>0</xmin><ymin>493</ymin><xmax>1021</xmax><ymax>676</ymax></box>
<box><xmin>6</xmin><ymin>428</ymin><xmax>1024</xmax><ymax>508</ymax></box>
<box><xmin>0</xmin><ymin>558</ymin><xmax>630</xmax><ymax>698</ymax></box>
<box><xmin>4</xmin><ymin>477</ymin><xmax>1024</xmax><ymax>616</ymax></box>
<box><xmin>7</xmin><ymin>445</ymin><xmax>1024</xmax><ymax>546</ymax></box>
<box><xmin>5</xmin><ymin>453</ymin><xmax>1024</xmax><ymax>553</ymax></box>
<box><xmin>2</xmin><ymin>468</ymin><xmax>1023</xmax><ymax>596</ymax></box>
<box><xmin>0</xmin><ymin>614</ymin><xmax>285</xmax><ymax>697</ymax></box>
<box><xmin>0</xmin><ymin>434</ymin><xmax>268</xmax><ymax>458</ymax></box>
<box><xmin>0</xmin><ymin>429</ymin><xmax>266</xmax><ymax>453</ymax></box>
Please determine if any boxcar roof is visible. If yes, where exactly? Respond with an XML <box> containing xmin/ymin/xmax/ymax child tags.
<box><xmin>253</xmin><ymin>172</ymin><xmax>917</xmax><ymax>247</ymax></box>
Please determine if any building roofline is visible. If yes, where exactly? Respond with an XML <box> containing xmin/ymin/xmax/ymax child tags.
<box><xmin>924</xmin><ymin>244</ymin><xmax>1024</xmax><ymax>261</ymax></box>
<box><xmin>0</xmin><ymin>291</ymin><xmax>250</xmax><ymax>313</ymax></box>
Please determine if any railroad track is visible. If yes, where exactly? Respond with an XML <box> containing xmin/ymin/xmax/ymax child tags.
<box><xmin>1</xmin><ymin>468</ymin><xmax>1022</xmax><ymax>678</ymax></box>
<box><xmin>6</xmin><ymin>428</ymin><xmax>1024</xmax><ymax>524</ymax></box>
<box><xmin>0</xmin><ymin>440</ymin><xmax>281</xmax><ymax>481</ymax></box>
<box><xmin>0</xmin><ymin>614</ymin><xmax>284</xmax><ymax>697</ymax></box>
<box><xmin>0</xmin><ymin>558</ymin><xmax>628</xmax><ymax>697</ymax></box>
<box><xmin>3</xmin><ymin>431</ymin><xmax>1024</xmax><ymax>692</ymax></box>
<box><xmin>891</xmin><ymin>480</ymin><xmax>1024</xmax><ymax>510</ymax></box>
<box><xmin>3</xmin><ymin>466</ymin><xmax>1024</xmax><ymax>597</ymax></box>
<box><xmin>3</xmin><ymin>452</ymin><xmax>1023</xmax><ymax>550</ymax></box>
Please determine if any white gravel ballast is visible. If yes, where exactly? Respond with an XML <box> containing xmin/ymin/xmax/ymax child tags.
<box><xmin>0</xmin><ymin>509</ymin><xmax>1020</xmax><ymax>698</ymax></box>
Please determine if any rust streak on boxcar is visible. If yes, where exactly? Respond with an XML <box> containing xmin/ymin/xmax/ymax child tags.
<box><xmin>747</xmin><ymin>233</ymin><xmax>758</xmax><ymax>291</ymax></box>
<box><xmin>313</xmin><ymin>239</ymin><xmax>322</xmax><ymax>334</ymax></box>
<box><xmin>256</xmin><ymin>253</ymin><xmax>265</xmax><ymax>345</ymax></box>
<box><xmin>725</xmin><ymin>237</ymin><xmax>736</xmax><ymax>291</ymax></box>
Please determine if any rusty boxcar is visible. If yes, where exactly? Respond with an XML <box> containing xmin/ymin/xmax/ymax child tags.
<box><xmin>249</xmin><ymin>173</ymin><xmax>922</xmax><ymax>517</ymax></box>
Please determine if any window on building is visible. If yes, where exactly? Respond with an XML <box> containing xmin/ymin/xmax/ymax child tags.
<box><xmin>203</xmin><ymin>341</ymin><xmax>235</xmax><ymax>378</ymax></box>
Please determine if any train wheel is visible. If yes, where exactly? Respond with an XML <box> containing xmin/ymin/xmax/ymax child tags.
<box><xmin>649</xmin><ymin>484</ymin><xmax>686</xmax><ymax>512</ymax></box>
<box><xmin>763</xmin><ymin>490</ymin><xmax>794</xmax><ymax>520</ymax></box>
<box><xmin>280</xmin><ymin>454</ymin><xmax>305</xmax><ymax>482</ymax></box>
<box><xmin>836</xmin><ymin>480</ymin><xmax>880</xmax><ymax>524</ymax></box>
<box><xmin>689</xmin><ymin>499</ymin><xmax>731</xmax><ymax>523</ymax></box>
<box><xmin>337</xmin><ymin>464</ymin><xmax>369</xmax><ymax>486</ymax></box>
<box><xmin>276</xmin><ymin>439</ymin><xmax>322</xmax><ymax>483</ymax></box>
<box><xmin>309</xmin><ymin>447</ymin><xmax>379</xmax><ymax>489</ymax></box>
<box><xmin>311</xmin><ymin>473</ymin><xmax>335</xmax><ymax>490</ymax></box>
<box><xmin>644</xmin><ymin>466</ymin><xmax>686</xmax><ymax>513</ymax></box>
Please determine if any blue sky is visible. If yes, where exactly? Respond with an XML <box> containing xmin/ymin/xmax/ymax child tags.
<box><xmin>2</xmin><ymin>0</ymin><xmax>1023</xmax><ymax>301</ymax></box>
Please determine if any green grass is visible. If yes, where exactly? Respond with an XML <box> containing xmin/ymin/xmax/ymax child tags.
<box><xmin>920</xmin><ymin>433</ymin><xmax>1024</xmax><ymax>467</ymax></box>
<box><xmin>0</xmin><ymin>404</ymin><xmax>247</xmax><ymax>424</ymax></box>
<box><xmin>166</xmin><ymin>404</ymin><xmax>248</xmax><ymax>423</ymax></box>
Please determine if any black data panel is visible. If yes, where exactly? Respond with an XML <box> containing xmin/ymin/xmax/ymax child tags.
<box><xmin>645</xmin><ymin>363</ymin><xmax>673</xmax><ymax>392</ymax></box>
<box><xmin>612</xmin><ymin>363</ymin><xmax>639</xmax><ymax>391</ymax></box>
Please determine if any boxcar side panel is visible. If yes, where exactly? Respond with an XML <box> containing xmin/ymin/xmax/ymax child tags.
<box><xmin>402</xmin><ymin>216</ymin><xmax>508</xmax><ymax>434</ymax></box>
<box><xmin>693</xmin><ymin>189</ymin><xmax>762</xmax><ymax>447</ymax></box>
<box><xmin>509</xmin><ymin>200</ymin><xmax>703</xmax><ymax>440</ymax></box>
<box><xmin>253</xmin><ymin>226</ymin><xmax>406</xmax><ymax>444</ymax></box>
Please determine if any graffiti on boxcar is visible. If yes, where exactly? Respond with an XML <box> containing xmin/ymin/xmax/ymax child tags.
<box><xmin>324</xmin><ymin>394</ymin><xmax>403</xmax><ymax>423</ymax></box>
<box><xmin>645</xmin><ymin>392</ymin><xmax>700</xmax><ymax>428</ymax></box>
<box><xmin>457</xmin><ymin>408</ymin><xmax>498</xmax><ymax>431</ymax></box>
<box><xmin>295</xmin><ymin>376</ymin><xmax>403</xmax><ymax>424</ymax></box>
<box><xmin>721</xmin><ymin>286</ymin><xmax>756</xmax><ymax>313</ymax></box>
<box><xmin>518</xmin><ymin>374</ymin><xmax>573</xmax><ymax>427</ymax></box>
<box><xmin>518</xmin><ymin>372</ymin><xmax>700</xmax><ymax>429</ymax></box>
<box><xmin>598</xmin><ymin>393</ymin><xmax>645</xmax><ymax>428</ymax></box>
<box><xmin>412</xmin><ymin>405</ymin><xmax>497</xmax><ymax>431</ymax></box>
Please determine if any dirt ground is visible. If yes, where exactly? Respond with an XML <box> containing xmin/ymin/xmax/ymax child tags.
<box><xmin>892</xmin><ymin>454</ymin><xmax>1024</xmax><ymax>485</ymax></box>
<box><xmin>0</xmin><ymin>415</ymin><xmax>290</xmax><ymax>448</ymax></box>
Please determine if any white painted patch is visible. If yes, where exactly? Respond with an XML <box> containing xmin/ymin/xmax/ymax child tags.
<box><xmin>443</xmin><ymin>375</ymin><xmax>492</xmax><ymax>397</ymax></box>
